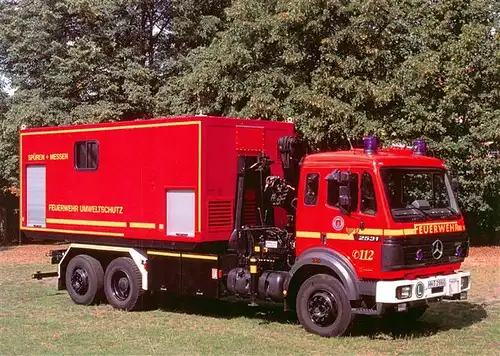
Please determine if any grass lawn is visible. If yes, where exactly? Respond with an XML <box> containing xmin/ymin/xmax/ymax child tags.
<box><xmin>0</xmin><ymin>244</ymin><xmax>499</xmax><ymax>355</ymax></box>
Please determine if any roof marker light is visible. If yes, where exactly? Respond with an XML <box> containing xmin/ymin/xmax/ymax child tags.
<box><xmin>412</xmin><ymin>139</ymin><xmax>427</xmax><ymax>156</ymax></box>
<box><xmin>363</xmin><ymin>136</ymin><xmax>378</xmax><ymax>154</ymax></box>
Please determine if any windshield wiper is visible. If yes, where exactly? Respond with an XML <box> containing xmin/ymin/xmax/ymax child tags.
<box><xmin>391</xmin><ymin>208</ymin><xmax>427</xmax><ymax>221</ymax></box>
<box><xmin>416</xmin><ymin>208</ymin><xmax>433</xmax><ymax>218</ymax></box>
<box><xmin>417</xmin><ymin>207</ymin><xmax>458</xmax><ymax>220</ymax></box>
<box><xmin>446</xmin><ymin>207</ymin><xmax>460</xmax><ymax>216</ymax></box>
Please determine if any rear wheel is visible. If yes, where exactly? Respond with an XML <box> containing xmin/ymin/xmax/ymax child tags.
<box><xmin>104</xmin><ymin>257</ymin><xmax>143</xmax><ymax>311</ymax></box>
<box><xmin>296</xmin><ymin>274</ymin><xmax>352</xmax><ymax>337</ymax></box>
<box><xmin>65</xmin><ymin>254</ymin><xmax>104</xmax><ymax>305</ymax></box>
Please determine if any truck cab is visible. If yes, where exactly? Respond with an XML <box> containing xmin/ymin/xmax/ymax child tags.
<box><xmin>287</xmin><ymin>138</ymin><xmax>470</xmax><ymax>335</ymax></box>
<box><xmin>296</xmin><ymin>141</ymin><xmax>468</xmax><ymax>279</ymax></box>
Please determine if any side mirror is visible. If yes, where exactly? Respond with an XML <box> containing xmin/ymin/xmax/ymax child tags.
<box><xmin>339</xmin><ymin>185</ymin><xmax>352</xmax><ymax>212</ymax></box>
<box><xmin>326</xmin><ymin>170</ymin><xmax>352</xmax><ymax>183</ymax></box>
<box><xmin>340</xmin><ymin>171</ymin><xmax>351</xmax><ymax>183</ymax></box>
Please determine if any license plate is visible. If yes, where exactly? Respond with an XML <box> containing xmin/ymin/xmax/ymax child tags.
<box><xmin>428</xmin><ymin>279</ymin><xmax>446</xmax><ymax>288</ymax></box>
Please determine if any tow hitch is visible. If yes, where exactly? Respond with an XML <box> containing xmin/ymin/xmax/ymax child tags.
<box><xmin>31</xmin><ymin>249</ymin><xmax>66</xmax><ymax>280</ymax></box>
<box><xmin>32</xmin><ymin>270</ymin><xmax>58</xmax><ymax>280</ymax></box>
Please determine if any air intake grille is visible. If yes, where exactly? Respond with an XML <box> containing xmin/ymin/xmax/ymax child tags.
<box><xmin>382</xmin><ymin>232</ymin><xmax>469</xmax><ymax>271</ymax></box>
<box><xmin>208</xmin><ymin>200</ymin><xmax>233</xmax><ymax>231</ymax></box>
<box><xmin>401</xmin><ymin>234</ymin><xmax>468</xmax><ymax>267</ymax></box>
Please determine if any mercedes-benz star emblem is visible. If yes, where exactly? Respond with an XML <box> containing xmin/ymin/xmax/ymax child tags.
<box><xmin>432</xmin><ymin>239</ymin><xmax>444</xmax><ymax>260</ymax></box>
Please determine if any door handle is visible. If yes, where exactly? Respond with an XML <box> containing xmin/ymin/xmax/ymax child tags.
<box><xmin>321</xmin><ymin>232</ymin><xmax>327</xmax><ymax>245</ymax></box>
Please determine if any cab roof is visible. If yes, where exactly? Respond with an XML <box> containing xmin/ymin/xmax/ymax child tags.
<box><xmin>303</xmin><ymin>148</ymin><xmax>445</xmax><ymax>169</ymax></box>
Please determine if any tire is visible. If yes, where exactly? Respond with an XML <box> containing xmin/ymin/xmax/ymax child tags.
<box><xmin>296</xmin><ymin>274</ymin><xmax>352</xmax><ymax>337</ymax></box>
<box><xmin>65</xmin><ymin>254</ymin><xmax>104</xmax><ymax>305</ymax></box>
<box><xmin>104</xmin><ymin>257</ymin><xmax>143</xmax><ymax>311</ymax></box>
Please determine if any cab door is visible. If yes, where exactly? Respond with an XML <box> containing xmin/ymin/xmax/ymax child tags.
<box><xmin>320</xmin><ymin>167</ymin><xmax>363</xmax><ymax>244</ymax></box>
<box><xmin>295</xmin><ymin>167</ymin><xmax>382</xmax><ymax>269</ymax></box>
<box><xmin>295</xmin><ymin>167</ymin><xmax>361</xmax><ymax>256</ymax></box>
<box><xmin>321</xmin><ymin>168</ymin><xmax>382</xmax><ymax>276</ymax></box>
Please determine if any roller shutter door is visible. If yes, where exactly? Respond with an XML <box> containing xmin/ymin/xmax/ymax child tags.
<box><xmin>26</xmin><ymin>165</ymin><xmax>46</xmax><ymax>227</ymax></box>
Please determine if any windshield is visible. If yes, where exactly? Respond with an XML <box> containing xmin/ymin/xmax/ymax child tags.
<box><xmin>380</xmin><ymin>167</ymin><xmax>460</xmax><ymax>222</ymax></box>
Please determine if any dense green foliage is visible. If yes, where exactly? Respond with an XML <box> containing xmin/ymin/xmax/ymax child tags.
<box><xmin>0</xmin><ymin>0</ymin><xmax>499</xmax><ymax>242</ymax></box>
<box><xmin>0</xmin><ymin>0</ymin><xmax>229</xmax><ymax>185</ymax></box>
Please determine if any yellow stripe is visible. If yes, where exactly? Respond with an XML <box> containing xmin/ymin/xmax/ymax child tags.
<box><xmin>383</xmin><ymin>229</ymin><xmax>405</xmax><ymax>236</ymax></box>
<box><xmin>47</xmin><ymin>218</ymin><xmax>126</xmax><ymax>228</ymax></box>
<box><xmin>129</xmin><ymin>222</ymin><xmax>156</xmax><ymax>229</ymax></box>
<box><xmin>383</xmin><ymin>229</ymin><xmax>416</xmax><ymax>236</ymax></box>
<box><xmin>182</xmin><ymin>253</ymin><xmax>217</xmax><ymax>261</ymax></box>
<box><xmin>20</xmin><ymin>120</ymin><xmax>201</xmax><ymax>136</ymax></box>
<box><xmin>326</xmin><ymin>233</ymin><xmax>355</xmax><ymax>240</ymax></box>
<box><xmin>146</xmin><ymin>251</ymin><xmax>217</xmax><ymax>260</ymax></box>
<box><xmin>147</xmin><ymin>251</ymin><xmax>181</xmax><ymax>258</ymax></box>
<box><xmin>296</xmin><ymin>231</ymin><xmax>355</xmax><ymax>240</ymax></box>
<box><xmin>358</xmin><ymin>228</ymin><xmax>384</xmax><ymax>235</ymax></box>
<box><xmin>70</xmin><ymin>243</ymin><xmax>130</xmax><ymax>252</ymax></box>
<box><xmin>297</xmin><ymin>226</ymin><xmax>464</xmax><ymax>239</ymax></box>
<box><xmin>21</xmin><ymin>227</ymin><xmax>124</xmax><ymax>237</ymax></box>
<box><xmin>296</xmin><ymin>231</ymin><xmax>321</xmax><ymax>238</ymax></box>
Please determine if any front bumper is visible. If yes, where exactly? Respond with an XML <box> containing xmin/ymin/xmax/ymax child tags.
<box><xmin>375</xmin><ymin>270</ymin><xmax>471</xmax><ymax>304</ymax></box>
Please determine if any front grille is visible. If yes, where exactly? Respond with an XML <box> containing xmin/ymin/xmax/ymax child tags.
<box><xmin>382</xmin><ymin>232</ymin><xmax>469</xmax><ymax>271</ymax></box>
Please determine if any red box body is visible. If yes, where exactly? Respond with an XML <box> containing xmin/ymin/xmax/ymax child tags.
<box><xmin>20</xmin><ymin>116</ymin><xmax>294</xmax><ymax>244</ymax></box>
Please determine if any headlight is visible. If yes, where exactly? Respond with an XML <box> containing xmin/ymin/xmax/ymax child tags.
<box><xmin>396</xmin><ymin>285</ymin><xmax>412</xmax><ymax>299</ymax></box>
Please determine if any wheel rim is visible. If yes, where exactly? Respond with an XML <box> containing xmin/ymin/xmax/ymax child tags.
<box><xmin>307</xmin><ymin>290</ymin><xmax>339</xmax><ymax>327</ymax></box>
<box><xmin>111</xmin><ymin>270</ymin><xmax>130</xmax><ymax>301</ymax></box>
<box><xmin>71</xmin><ymin>267</ymin><xmax>89</xmax><ymax>295</ymax></box>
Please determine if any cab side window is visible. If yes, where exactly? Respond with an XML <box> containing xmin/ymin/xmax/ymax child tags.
<box><xmin>304</xmin><ymin>173</ymin><xmax>319</xmax><ymax>206</ymax></box>
<box><xmin>327</xmin><ymin>174</ymin><xmax>359</xmax><ymax>211</ymax></box>
<box><xmin>361</xmin><ymin>172</ymin><xmax>377</xmax><ymax>215</ymax></box>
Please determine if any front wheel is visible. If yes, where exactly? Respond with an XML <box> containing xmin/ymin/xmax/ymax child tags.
<box><xmin>104</xmin><ymin>257</ymin><xmax>143</xmax><ymax>311</ymax></box>
<box><xmin>296</xmin><ymin>274</ymin><xmax>352</xmax><ymax>337</ymax></box>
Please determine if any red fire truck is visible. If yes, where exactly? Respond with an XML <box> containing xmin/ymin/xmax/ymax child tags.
<box><xmin>22</xmin><ymin>115</ymin><xmax>471</xmax><ymax>337</ymax></box>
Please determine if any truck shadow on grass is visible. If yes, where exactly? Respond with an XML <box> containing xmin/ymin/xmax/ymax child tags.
<box><xmin>153</xmin><ymin>295</ymin><xmax>488</xmax><ymax>339</ymax></box>
<box><xmin>348</xmin><ymin>301</ymin><xmax>488</xmax><ymax>339</ymax></box>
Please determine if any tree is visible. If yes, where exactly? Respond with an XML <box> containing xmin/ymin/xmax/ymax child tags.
<box><xmin>0</xmin><ymin>0</ymin><xmax>499</xmax><ymax>241</ymax></box>
<box><xmin>0</xmin><ymin>0</ymin><xmax>230</xmax><ymax>187</ymax></box>
<box><xmin>388</xmin><ymin>1</ymin><xmax>500</xmax><ymax>242</ymax></box>
<box><xmin>158</xmin><ymin>0</ymin><xmax>500</xmax><ymax>240</ymax></box>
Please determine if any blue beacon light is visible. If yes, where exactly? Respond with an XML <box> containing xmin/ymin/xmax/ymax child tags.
<box><xmin>363</xmin><ymin>136</ymin><xmax>378</xmax><ymax>154</ymax></box>
<box><xmin>412</xmin><ymin>139</ymin><xmax>427</xmax><ymax>155</ymax></box>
